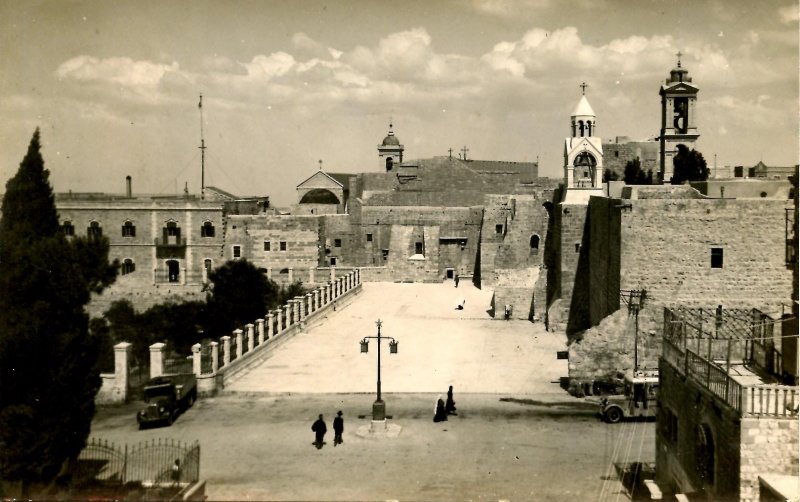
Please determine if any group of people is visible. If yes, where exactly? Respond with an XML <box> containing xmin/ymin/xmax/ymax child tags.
<box><xmin>434</xmin><ymin>385</ymin><xmax>458</xmax><ymax>422</ymax></box>
<box><xmin>311</xmin><ymin>410</ymin><xmax>344</xmax><ymax>449</ymax></box>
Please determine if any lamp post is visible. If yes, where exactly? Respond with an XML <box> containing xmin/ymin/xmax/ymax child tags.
<box><xmin>359</xmin><ymin>319</ymin><xmax>398</xmax><ymax>421</ymax></box>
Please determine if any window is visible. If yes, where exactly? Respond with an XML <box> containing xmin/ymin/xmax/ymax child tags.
<box><xmin>575</xmin><ymin>243</ymin><xmax>581</xmax><ymax>253</ymax></box>
<box><xmin>201</xmin><ymin>221</ymin><xmax>215</xmax><ymax>237</ymax></box>
<box><xmin>495</xmin><ymin>224</ymin><xmax>503</xmax><ymax>234</ymax></box>
<box><xmin>233</xmin><ymin>245</ymin><xmax>241</xmax><ymax>258</ymax></box>
<box><xmin>382</xmin><ymin>249</ymin><xmax>389</xmax><ymax>261</ymax></box>
<box><xmin>366</xmin><ymin>233</ymin><xmax>373</xmax><ymax>242</ymax></box>
<box><xmin>264</xmin><ymin>241</ymin><xmax>271</xmax><ymax>251</ymax></box>
<box><xmin>62</xmin><ymin>221</ymin><xmax>74</xmax><ymax>236</ymax></box>
<box><xmin>415</xmin><ymin>242</ymin><xmax>423</xmax><ymax>255</ymax></box>
<box><xmin>279</xmin><ymin>241</ymin><xmax>287</xmax><ymax>251</ymax></box>
<box><xmin>615</xmin><ymin>150</ymin><xmax>619</xmax><ymax>158</ymax></box>
<box><xmin>121</xmin><ymin>258</ymin><xmax>135</xmax><ymax>275</ymax></box>
<box><xmin>204</xmin><ymin>259</ymin><xmax>213</xmax><ymax>274</ymax></box>
<box><xmin>530</xmin><ymin>234</ymin><xmax>540</xmax><ymax>251</ymax></box>
<box><xmin>330</xmin><ymin>257</ymin><xmax>337</xmax><ymax>266</ymax></box>
<box><xmin>122</xmin><ymin>220</ymin><xmax>136</xmax><ymax>237</ymax></box>
<box><xmin>711</xmin><ymin>248</ymin><xmax>724</xmax><ymax>268</ymax></box>
<box><xmin>334</xmin><ymin>238</ymin><xmax>342</xmax><ymax>248</ymax></box>
<box><xmin>163</xmin><ymin>221</ymin><xmax>181</xmax><ymax>244</ymax></box>
<box><xmin>87</xmin><ymin>221</ymin><xmax>102</xmax><ymax>238</ymax></box>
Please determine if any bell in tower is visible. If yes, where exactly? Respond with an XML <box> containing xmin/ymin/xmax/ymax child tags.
<box><xmin>659</xmin><ymin>52</ymin><xmax>700</xmax><ymax>183</ymax></box>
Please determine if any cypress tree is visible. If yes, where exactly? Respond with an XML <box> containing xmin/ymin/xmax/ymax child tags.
<box><xmin>0</xmin><ymin>130</ymin><xmax>117</xmax><ymax>495</ymax></box>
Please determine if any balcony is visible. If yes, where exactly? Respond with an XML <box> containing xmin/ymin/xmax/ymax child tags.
<box><xmin>662</xmin><ymin>337</ymin><xmax>797</xmax><ymax>418</ymax></box>
<box><xmin>154</xmin><ymin>236</ymin><xmax>187</xmax><ymax>247</ymax></box>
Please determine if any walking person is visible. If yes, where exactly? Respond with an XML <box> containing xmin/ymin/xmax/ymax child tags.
<box><xmin>333</xmin><ymin>410</ymin><xmax>344</xmax><ymax>446</ymax></box>
<box><xmin>445</xmin><ymin>385</ymin><xmax>457</xmax><ymax>416</ymax></box>
<box><xmin>433</xmin><ymin>395</ymin><xmax>448</xmax><ymax>422</ymax></box>
<box><xmin>311</xmin><ymin>414</ymin><xmax>327</xmax><ymax>449</ymax></box>
<box><xmin>454</xmin><ymin>273</ymin><xmax>459</xmax><ymax>288</ymax></box>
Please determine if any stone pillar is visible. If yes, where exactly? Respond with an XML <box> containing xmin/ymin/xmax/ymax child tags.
<box><xmin>222</xmin><ymin>336</ymin><xmax>231</xmax><ymax>367</ymax></box>
<box><xmin>181</xmin><ymin>266</ymin><xmax>187</xmax><ymax>285</ymax></box>
<box><xmin>210</xmin><ymin>341</ymin><xmax>219</xmax><ymax>374</ymax></box>
<box><xmin>245</xmin><ymin>323</ymin><xmax>254</xmax><ymax>352</ymax></box>
<box><xmin>113</xmin><ymin>342</ymin><xmax>131</xmax><ymax>398</ymax></box>
<box><xmin>266</xmin><ymin>312</ymin><xmax>274</xmax><ymax>338</ymax></box>
<box><xmin>256</xmin><ymin>318</ymin><xmax>265</xmax><ymax>345</ymax></box>
<box><xmin>149</xmin><ymin>342</ymin><xmax>166</xmax><ymax>378</ymax></box>
<box><xmin>284</xmin><ymin>304</ymin><xmax>291</xmax><ymax>327</ymax></box>
<box><xmin>330</xmin><ymin>267</ymin><xmax>335</xmax><ymax>282</ymax></box>
<box><xmin>191</xmin><ymin>343</ymin><xmax>202</xmax><ymax>375</ymax></box>
<box><xmin>307</xmin><ymin>292</ymin><xmax>314</xmax><ymax>313</ymax></box>
<box><xmin>309</xmin><ymin>267</ymin><xmax>315</xmax><ymax>284</ymax></box>
<box><xmin>314</xmin><ymin>289</ymin><xmax>320</xmax><ymax>311</ymax></box>
<box><xmin>356</xmin><ymin>268</ymin><xmax>360</xmax><ymax>284</ymax></box>
<box><xmin>234</xmin><ymin>329</ymin><xmax>243</xmax><ymax>359</ymax></box>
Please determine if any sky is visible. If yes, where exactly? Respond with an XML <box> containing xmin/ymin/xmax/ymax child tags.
<box><xmin>0</xmin><ymin>0</ymin><xmax>797</xmax><ymax>206</ymax></box>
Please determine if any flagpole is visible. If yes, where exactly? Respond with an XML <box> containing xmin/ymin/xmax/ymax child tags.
<box><xmin>199</xmin><ymin>94</ymin><xmax>206</xmax><ymax>200</ymax></box>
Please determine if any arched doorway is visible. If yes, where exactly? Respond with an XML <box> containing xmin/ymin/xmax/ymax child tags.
<box><xmin>573</xmin><ymin>152</ymin><xmax>597</xmax><ymax>188</ymax></box>
<box><xmin>696</xmin><ymin>423</ymin><xmax>715</xmax><ymax>488</ymax></box>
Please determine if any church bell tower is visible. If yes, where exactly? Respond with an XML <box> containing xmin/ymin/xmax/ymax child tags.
<box><xmin>378</xmin><ymin>122</ymin><xmax>404</xmax><ymax>172</ymax></box>
<box><xmin>562</xmin><ymin>83</ymin><xmax>604</xmax><ymax>204</ymax></box>
<box><xmin>659</xmin><ymin>53</ymin><xmax>699</xmax><ymax>183</ymax></box>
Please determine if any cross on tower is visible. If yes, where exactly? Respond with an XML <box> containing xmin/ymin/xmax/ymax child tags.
<box><xmin>318</xmin><ymin>159</ymin><xmax>323</xmax><ymax>170</ymax></box>
<box><xmin>676</xmin><ymin>51</ymin><xmax>682</xmax><ymax>68</ymax></box>
<box><xmin>579</xmin><ymin>82</ymin><xmax>588</xmax><ymax>95</ymax></box>
<box><xmin>448</xmin><ymin>147</ymin><xmax>453</xmax><ymax>159</ymax></box>
<box><xmin>461</xmin><ymin>146</ymin><xmax>469</xmax><ymax>161</ymax></box>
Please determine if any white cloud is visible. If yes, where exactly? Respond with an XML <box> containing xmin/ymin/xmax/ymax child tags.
<box><xmin>778</xmin><ymin>5</ymin><xmax>799</xmax><ymax>23</ymax></box>
<box><xmin>56</xmin><ymin>56</ymin><xmax>179</xmax><ymax>88</ymax></box>
<box><xmin>244</xmin><ymin>52</ymin><xmax>296</xmax><ymax>79</ymax></box>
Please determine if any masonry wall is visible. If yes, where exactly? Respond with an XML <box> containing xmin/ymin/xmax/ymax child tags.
<box><xmin>602</xmin><ymin>139</ymin><xmax>659</xmax><ymax>180</ymax></box>
<box><xmin>558</xmin><ymin>202</ymin><xmax>590</xmax><ymax>334</ymax></box>
<box><xmin>225</xmin><ymin>214</ymin><xmax>322</xmax><ymax>286</ymax></box>
<box><xmin>738</xmin><ymin>417</ymin><xmax>799</xmax><ymax>501</ymax></box>
<box><xmin>616</xmin><ymin>198</ymin><xmax>792</xmax><ymax>316</ymax></box>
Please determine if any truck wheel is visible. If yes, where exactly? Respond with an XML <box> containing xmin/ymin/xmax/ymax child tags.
<box><xmin>187</xmin><ymin>392</ymin><xmax>196</xmax><ymax>407</ymax></box>
<box><xmin>166</xmin><ymin>411</ymin><xmax>175</xmax><ymax>426</ymax></box>
<box><xmin>605</xmin><ymin>407</ymin><xmax>623</xmax><ymax>424</ymax></box>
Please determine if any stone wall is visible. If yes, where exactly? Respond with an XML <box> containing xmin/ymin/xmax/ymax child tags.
<box><xmin>739</xmin><ymin>417</ymin><xmax>799</xmax><ymax>501</ymax></box>
<box><xmin>602</xmin><ymin>138</ymin><xmax>659</xmax><ymax>180</ymax></box>
<box><xmin>557</xmin><ymin>202</ymin><xmax>589</xmax><ymax>334</ymax></box>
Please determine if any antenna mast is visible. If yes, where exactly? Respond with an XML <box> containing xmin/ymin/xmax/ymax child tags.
<box><xmin>199</xmin><ymin>94</ymin><xmax>206</xmax><ymax>200</ymax></box>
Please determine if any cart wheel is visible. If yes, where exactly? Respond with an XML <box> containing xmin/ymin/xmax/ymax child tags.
<box><xmin>606</xmin><ymin>407</ymin><xmax>623</xmax><ymax>424</ymax></box>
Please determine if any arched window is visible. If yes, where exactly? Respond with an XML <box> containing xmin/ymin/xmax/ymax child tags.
<box><xmin>279</xmin><ymin>268</ymin><xmax>289</xmax><ymax>275</ymax></box>
<box><xmin>166</xmin><ymin>259</ymin><xmax>180</xmax><ymax>283</ymax></box>
<box><xmin>87</xmin><ymin>221</ymin><xmax>102</xmax><ymax>238</ymax></box>
<box><xmin>121</xmin><ymin>258</ymin><xmax>135</xmax><ymax>275</ymax></box>
<box><xmin>586</xmin><ymin>120</ymin><xmax>593</xmax><ymax>136</ymax></box>
<box><xmin>163</xmin><ymin>221</ymin><xmax>181</xmax><ymax>245</ymax></box>
<box><xmin>578</xmin><ymin>120</ymin><xmax>585</xmax><ymax>137</ymax></box>
<box><xmin>386</xmin><ymin>157</ymin><xmax>394</xmax><ymax>171</ymax></box>
<box><xmin>530</xmin><ymin>234</ymin><xmax>540</xmax><ymax>252</ymax></box>
<box><xmin>122</xmin><ymin>220</ymin><xmax>136</xmax><ymax>237</ymax></box>
<box><xmin>62</xmin><ymin>220</ymin><xmax>75</xmax><ymax>236</ymax></box>
<box><xmin>201</xmin><ymin>221</ymin><xmax>215</xmax><ymax>237</ymax></box>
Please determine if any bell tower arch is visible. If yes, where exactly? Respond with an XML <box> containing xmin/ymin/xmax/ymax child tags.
<box><xmin>378</xmin><ymin>122</ymin><xmax>404</xmax><ymax>172</ymax></box>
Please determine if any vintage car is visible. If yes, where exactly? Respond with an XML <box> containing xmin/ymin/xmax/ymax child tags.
<box><xmin>599</xmin><ymin>369</ymin><xmax>659</xmax><ymax>423</ymax></box>
<box><xmin>136</xmin><ymin>373</ymin><xmax>197</xmax><ymax>428</ymax></box>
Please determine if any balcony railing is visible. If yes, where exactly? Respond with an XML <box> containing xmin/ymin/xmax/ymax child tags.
<box><xmin>154</xmin><ymin>236</ymin><xmax>187</xmax><ymax>247</ymax></box>
<box><xmin>662</xmin><ymin>338</ymin><xmax>797</xmax><ymax>418</ymax></box>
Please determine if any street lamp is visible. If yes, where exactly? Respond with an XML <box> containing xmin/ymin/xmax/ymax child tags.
<box><xmin>359</xmin><ymin>319</ymin><xmax>398</xmax><ymax>421</ymax></box>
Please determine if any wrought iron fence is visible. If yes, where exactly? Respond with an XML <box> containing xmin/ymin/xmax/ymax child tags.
<box><xmin>76</xmin><ymin>438</ymin><xmax>200</xmax><ymax>487</ymax></box>
<box><xmin>164</xmin><ymin>356</ymin><xmax>192</xmax><ymax>375</ymax></box>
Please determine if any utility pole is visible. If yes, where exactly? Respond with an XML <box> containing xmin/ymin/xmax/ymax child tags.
<box><xmin>198</xmin><ymin>94</ymin><xmax>206</xmax><ymax>200</ymax></box>
<box><xmin>623</xmin><ymin>289</ymin><xmax>647</xmax><ymax>372</ymax></box>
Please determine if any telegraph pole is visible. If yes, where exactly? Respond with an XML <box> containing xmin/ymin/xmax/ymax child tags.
<box><xmin>199</xmin><ymin>94</ymin><xmax>206</xmax><ymax>200</ymax></box>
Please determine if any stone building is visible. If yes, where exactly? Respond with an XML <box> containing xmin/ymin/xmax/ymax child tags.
<box><xmin>750</xmin><ymin>161</ymin><xmax>797</xmax><ymax>180</ymax></box>
<box><xmin>602</xmin><ymin>136</ymin><xmax>659</xmax><ymax>180</ymax></box>
<box><xmin>656</xmin><ymin>307</ymin><xmax>798</xmax><ymax>501</ymax></box>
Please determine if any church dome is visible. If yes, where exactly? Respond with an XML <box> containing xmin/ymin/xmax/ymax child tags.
<box><xmin>381</xmin><ymin>122</ymin><xmax>401</xmax><ymax>146</ymax></box>
<box><xmin>572</xmin><ymin>95</ymin><xmax>595</xmax><ymax>117</ymax></box>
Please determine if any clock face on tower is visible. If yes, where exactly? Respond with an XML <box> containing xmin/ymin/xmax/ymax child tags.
<box><xmin>673</xmin><ymin>97</ymin><xmax>688</xmax><ymax>134</ymax></box>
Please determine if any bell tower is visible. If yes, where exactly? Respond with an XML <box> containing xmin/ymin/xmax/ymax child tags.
<box><xmin>378</xmin><ymin>122</ymin><xmax>404</xmax><ymax>172</ymax></box>
<box><xmin>659</xmin><ymin>53</ymin><xmax>699</xmax><ymax>183</ymax></box>
<box><xmin>562</xmin><ymin>83</ymin><xmax>604</xmax><ymax>204</ymax></box>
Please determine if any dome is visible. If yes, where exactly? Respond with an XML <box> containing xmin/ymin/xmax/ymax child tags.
<box><xmin>382</xmin><ymin>134</ymin><xmax>400</xmax><ymax>146</ymax></box>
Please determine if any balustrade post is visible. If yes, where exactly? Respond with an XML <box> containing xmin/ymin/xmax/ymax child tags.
<box><xmin>113</xmin><ymin>342</ymin><xmax>131</xmax><ymax>400</ymax></box>
<box><xmin>221</xmin><ymin>336</ymin><xmax>231</xmax><ymax>367</ymax></box>
<box><xmin>306</xmin><ymin>293</ymin><xmax>313</xmax><ymax>315</ymax></box>
<box><xmin>191</xmin><ymin>343</ymin><xmax>202</xmax><ymax>376</ymax></box>
<box><xmin>210</xmin><ymin>341</ymin><xmax>219</xmax><ymax>374</ymax></box>
<box><xmin>266</xmin><ymin>312</ymin><xmax>274</xmax><ymax>339</ymax></box>
<box><xmin>245</xmin><ymin>323</ymin><xmax>254</xmax><ymax>352</ymax></box>
<box><xmin>256</xmin><ymin>318</ymin><xmax>265</xmax><ymax>345</ymax></box>
<box><xmin>284</xmin><ymin>304</ymin><xmax>291</xmax><ymax>327</ymax></box>
<box><xmin>297</xmin><ymin>297</ymin><xmax>305</xmax><ymax>323</ymax></box>
<box><xmin>330</xmin><ymin>267</ymin><xmax>335</xmax><ymax>283</ymax></box>
<box><xmin>234</xmin><ymin>329</ymin><xmax>243</xmax><ymax>359</ymax></box>
<box><xmin>314</xmin><ymin>289</ymin><xmax>320</xmax><ymax>311</ymax></box>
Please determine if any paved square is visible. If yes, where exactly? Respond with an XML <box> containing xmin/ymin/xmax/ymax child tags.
<box><xmin>227</xmin><ymin>282</ymin><xmax>568</xmax><ymax>394</ymax></box>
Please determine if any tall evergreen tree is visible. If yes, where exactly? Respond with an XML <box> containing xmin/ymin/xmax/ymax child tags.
<box><xmin>0</xmin><ymin>130</ymin><xmax>117</xmax><ymax>495</ymax></box>
<box><xmin>671</xmin><ymin>144</ymin><xmax>709</xmax><ymax>184</ymax></box>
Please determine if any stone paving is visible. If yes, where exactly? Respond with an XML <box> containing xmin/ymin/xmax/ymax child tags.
<box><xmin>226</xmin><ymin>282</ymin><xmax>568</xmax><ymax>394</ymax></box>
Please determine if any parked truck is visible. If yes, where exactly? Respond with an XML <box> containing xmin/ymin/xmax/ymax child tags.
<box><xmin>136</xmin><ymin>373</ymin><xmax>197</xmax><ymax>428</ymax></box>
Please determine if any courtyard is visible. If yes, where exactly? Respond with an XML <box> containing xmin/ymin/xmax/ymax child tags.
<box><xmin>90</xmin><ymin>282</ymin><xmax>655</xmax><ymax>500</ymax></box>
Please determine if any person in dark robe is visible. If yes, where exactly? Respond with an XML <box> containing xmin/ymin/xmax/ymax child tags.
<box><xmin>333</xmin><ymin>410</ymin><xmax>344</xmax><ymax>446</ymax></box>
<box><xmin>445</xmin><ymin>385</ymin><xmax>457</xmax><ymax>415</ymax></box>
<box><xmin>454</xmin><ymin>274</ymin><xmax>459</xmax><ymax>287</ymax></box>
<box><xmin>311</xmin><ymin>414</ymin><xmax>327</xmax><ymax>448</ymax></box>
<box><xmin>434</xmin><ymin>395</ymin><xmax>448</xmax><ymax>422</ymax></box>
